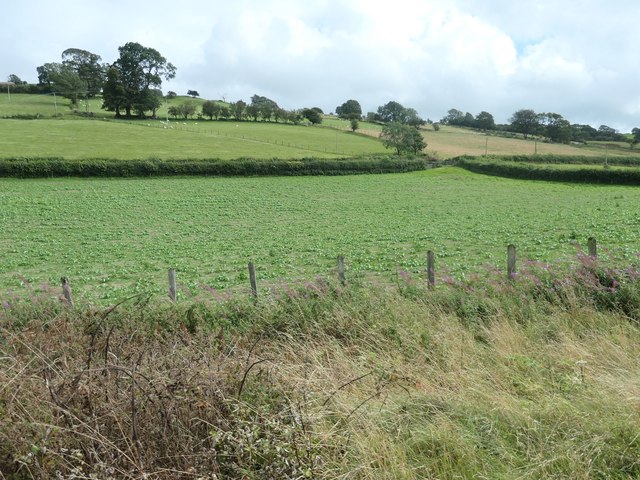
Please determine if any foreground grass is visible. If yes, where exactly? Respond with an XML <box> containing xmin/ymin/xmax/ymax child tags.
<box><xmin>2</xmin><ymin>257</ymin><xmax>640</xmax><ymax>478</ymax></box>
<box><xmin>3</xmin><ymin>169</ymin><xmax>640</xmax><ymax>301</ymax></box>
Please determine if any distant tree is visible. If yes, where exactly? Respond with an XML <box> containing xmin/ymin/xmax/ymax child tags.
<box><xmin>377</xmin><ymin>101</ymin><xmax>406</xmax><ymax>123</ymax></box>
<box><xmin>168</xmin><ymin>105</ymin><xmax>180</xmax><ymax>119</ymax></box>
<box><xmin>61</xmin><ymin>48</ymin><xmax>105</xmax><ymax>97</ymax></box>
<box><xmin>475</xmin><ymin>111</ymin><xmax>495</xmax><ymax>130</ymax></box>
<box><xmin>463</xmin><ymin>112</ymin><xmax>475</xmax><ymax>127</ymax></box>
<box><xmin>250</xmin><ymin>94</ymin><xmax>279</xmax><ymax>121</ymax></box>
<box><xmin>36</xmin><ymin>63</ymin><xmax>59</xmax><ymax>85</ymax></box>
<box><xmin>432</xmin><ymin>123</ymin><xmax>440</xmax><ymax>131</ymax></box>
<box><xmin>230</xmin><ymin>100</ymin><xmax>246</xmax><ymax>120</ymax></box>
<box><xmin>595</xmin><ymin>125</ymin><xmax>624</xmax><ymax>141</ymax></box>
<box><xmin>540</xmin><ymin>113</ymin><xmax>572</xmax><ymax>143</ymax></box>
<box><xmin>187</xmin><ymin>89</ymin><xmax>199</xmax><ymax>98</ymax></box>
<box><xmin>202</xmin><ymin>100</ymin><xmax>222</xmax><ymax>120</ymax></box>
<box><xmin>134</xmin><ymin>88</ymin><xmax>163</xmax><ymax>117</ymax></box>
<box><xmin>365</xmin><ymin>112</ymin><xmax>378</xmax><ymax>123</ymax></box>
<box><xmin>102</xmin><ymin>42</ymin><xmax>176</xmax><ymax>118</ymax></box>
<box><xmin>509</xmin><ymin>109</ymin><xmax>540</xmax><ymax>139</ymax></box>
<box><xmin>632</xmin><ymin>127</ymin><xmax>640</xmax><ymax>144</ymax></box>
<box><xmin>286</xmin><ymin>110</ymin><xmax>303</xmax><ymax>124</ymax></box>
<box><xmin>336</xmin><ymin>99</ymin><xmax>362</xmax><ymax>120</ymax></box>
<box><xmin>49</xmin><ymin>66</ymin><xmax>87</xmax><ymax>107</ymax></box>
<box><xmin>441</xmin><ymin>108</ymin><xmax>464</xmax><ymax>125</ymax></box>
<box><xmin>273</xmin><ymin>107</ymin><xmax>287</xmax><ymax>123</ymax></box>
<box><xmin>246</xmin><ymin>103</ymin><xmax>260</xmax><ymax>122</ymax></box>
<box><xmin>571</xmin><ymin>124</ymin><xmax>598</xmax><ymax>142</ymax></box>
<box><xmin>404</xmin><ymin>107</ymin><xmax>426</xmax><ymax>127</ymax></box>
<box><xmin>350</xmin><ymin>118</ymin><xmax>359</xmax><ymax>132</ymax></box>
<box><xmin>177</xmin><ymin>101</ymin><xmax>196</xmax><ymax>119</ymax></box>
<box><xmin>166</xmin><ymin>90</ymin><xmax>177</xmax><ymax>99</ymax></box>
<box><xmin>380</xmin><ymin>122</ymin><xmax>426</xmax><ymax>155</ymax></box>
<box><xmin>7</xmin><ymin>74</ymin><xmax>26</xmax><ymax>84</ymax></box>
<box><xmin>220</xmin><ymin>105</ymin><xmax>230</xmax><ymax>119</ymax></box>
<box><xmin>302</xmin><ymin>108</ymin><xmax>322</xmax><ymax>124</ymax></box>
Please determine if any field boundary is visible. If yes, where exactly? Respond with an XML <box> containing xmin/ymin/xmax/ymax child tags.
<box><xmin>0</xmin><ymin>155</ymin><xmax>430</xmax><ymax>178</ymax></box>
<box><xmin>455</xmin><ymin>155</ymin><xmax>640</xmax><ymax>184</ymax></box>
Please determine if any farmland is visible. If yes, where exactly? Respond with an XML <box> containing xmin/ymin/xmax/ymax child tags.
<box><xmin>2</xmin><ymin>167</ymin><xmax>640</xmax><ymax>302</ymax></box>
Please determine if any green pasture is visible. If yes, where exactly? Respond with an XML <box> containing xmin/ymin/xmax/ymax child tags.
<box><xmin>2</xmin><ymin>167</ymin><xmax>639</xmax><ymax>302</ymax></box>
<box><xmin>0</xmin><ymin>118</ymin><xmax>387</xmax><ymax>159</ymax></box>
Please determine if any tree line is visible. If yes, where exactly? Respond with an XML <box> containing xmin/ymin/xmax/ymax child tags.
<box><xmin>440</xmin><ymin>107</ymin><xmax>635</xmax><ymax>145</ymax></box>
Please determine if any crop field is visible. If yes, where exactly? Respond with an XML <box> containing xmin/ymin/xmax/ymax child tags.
<box><xmin>2</xmin><ymin>167</ymin><xmax>639</xmax><ymax>302</ymax></box>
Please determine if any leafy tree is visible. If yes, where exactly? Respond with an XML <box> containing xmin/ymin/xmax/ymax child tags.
<box><xmin>441</xmin><ymin>108</ymin><xmax>464</xmax><ymax>125</ymax></box>
<box><xmin>135</xmin><ymin>88</ymin><xmax>163</xmax><ymax>118</ymax></box>
<box><xmin>540</xmin><ymin>113</ymin><xmax>572</xmax><ymax>143</ymax></box>
<box><xmin>230</xmin><ymin>100</ymin><xmax>246</xmax><ymax>120</ymax></box>
<box><xmin>463</xmin><ymin>112</ymin><xmax>475</xmax><ymax>127</ymax></box>
<box><xmin>178</xmin><ymin>101</ymin><xmax>196</xmax><ymax>119</ymax></box>
<box><xmin>166</xmin><ymin>91</ymin><xmax>177</xmax><ymax>99</ymax></box>
<box><xmin>250</xmin><ymin>94</ymin><xmax>279</xmax><ymax>121</ymax></box>
<box><xmin>475</xmin><ymin>111</ymin><xmax>495</xmax><ymax>130</ymax></box>
<box><xmin>404</xmin><ymin>107</ymin><xmax>426</xmax><ymax>127</ymax></box>
<box><xmin>187</xmin><ymin>89</ymin><xmax>200</xmax><ymax>98</ymax></box>
<box><xmin>202</xmin><ymin>100</ymin><xmax>222</xmax><ymax>120</ymax></box>
<box><xmin>36</xmin><ymin>63</ymin><xmax>58</xmax><ymax>85</ymax></box>
<box><xmin>246</xmin><ymin>103</ymin><xmax>260</xmax><ymax>122</ymax></box>
<box><xmin>380</xmin><ymin>122</ymin><xmax>426</xmax><ymax>155</ymax></box>
<box><xmin>61</xmin><ymin>48</ymin><xmax>105</xmax><ymax>97</ymax></box>
<box><xmin>595</xmin><ymin>125</ymin><xmax>624</xmax><ymax>141</ymax></box>
<box><xmin>377</xmin><ymin>101</ymin><xmax>406</xmax><ymax>123</ymax></box>
<box><xmin>336</xmin><ymin>99</ymin><xmax>362</xmax><ymax>120</ymax></box>
<box><xmin>168</xmin><ymin>105</ymin><xmax>180</xmax><ymax>119</ymax></box>
<box><xmin>7</xmin><ymin>74</ymin><xmax>26</xmax><ymax>84</ymax></box>
<box><xmin>509</xmin><ymin>109</ymin><xmax>540</xmax><ymax>139</ymax></box>
<box><xmin>350</xmin><ymin>118</ymin><xmax>359</xmax><ymax>132</ymax></box>
<box><xmin>102</xmin><ymin>42</ymin><xmax>176</xmax><ymax>118</ymax></box>
<box><xmin>49</xmin><ymin>66</ymin><xmax>87</xmax><ymax>107</ymax></box>
<box><xmin>302</xmin><ymin>108</ymin><xmax>322</xmax><ymax>124</ymax></box>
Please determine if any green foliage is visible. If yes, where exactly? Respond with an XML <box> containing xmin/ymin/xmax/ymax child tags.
<box><xmin>336</xmin><ymin>99</ymin><xmax>362</xmax><ymax>120</ymax></box>
<box><xmin>0</xmin><ymin>155</ymin><xmax>428</xmax><ymax>179</ymax></box>
<box><xmin>380</xmin><ymin>122</ymin><xmax>426</xmax><ymax>155</ymax></box>
<box><xmin>509</xmin><ymin>109</ymin><xmax>540</xmax><ymax>139</ymax></box>
<box><xmin>102</xmin><ymin>42</ymin><xmax>176</xmax><ymax>118</ymax></box>
<box><xmin>61</xmin><ymin>48</ymin><xmax>105</xmax><ymax>97</ymax></box>
<box><xmin>456</xmin><ymin>155</ymin><xmax>640</xmax><ymax>184</ymax></box>
<box><xmin>302</xmin><ymin>108</ymin><xmax>322</xmax><ymax>124</ymax></box>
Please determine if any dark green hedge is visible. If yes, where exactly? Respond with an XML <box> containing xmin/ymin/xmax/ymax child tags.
<box><xmin>456</xmin><ymin>156</ymin><xmax>640</xmax><ymax>185</ymax></box>
<box><xmin>466</xmin><ymin>154</ymin><xmax>640</xmax><ymax>166</ymax></box>
<box><xmin>0</xmin><ymin>155</ymin><xmax>430</xmax><ymax>178</ymax></box>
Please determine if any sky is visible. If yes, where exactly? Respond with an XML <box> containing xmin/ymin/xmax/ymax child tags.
<box><xmin>2</xmin><ymin>0</ymin><xmax>639</xmax><ymax>132</ymax></box>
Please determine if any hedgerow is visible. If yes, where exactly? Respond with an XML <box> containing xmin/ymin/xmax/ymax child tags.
<box><xmin>0</xmin><ymin>155</ymin><xmax>429</xmax><ymax>178</ymax></box>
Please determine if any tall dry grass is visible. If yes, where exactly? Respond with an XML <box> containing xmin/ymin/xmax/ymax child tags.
<box><xmin>1</xmin><ymin>257</ymin><xmax>640</xmax><ymax>478</ymax></box>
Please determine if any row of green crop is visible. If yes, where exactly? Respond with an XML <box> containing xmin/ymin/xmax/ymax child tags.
<box><xmin>0</xmin><ymin>155</ymin><xmax>429</xmax><ymax>178</ymax></box>
<box><xmin>456</xmin><ymin>156</ymin><xmax>640</xmax><ymax>184</ymax></box>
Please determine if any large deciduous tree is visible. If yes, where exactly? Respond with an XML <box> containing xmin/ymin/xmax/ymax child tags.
<box><xmin>509</xmin><ymin>109</ymin><xmax>540</xmax><ymax>139</ymax></box>
<box><xmin>336</xmin><ymin>99</ymin><xmax>362</xmax><ymax>120</ymax></box>
<box><xmin>102</xmin><ymin>42</ymin><xmax>176</xmax><ymax>118</ymax></box>
<box><xmin>380</xmin><ymin>122</ymin><xmax>426</xmax><ymax>155</ymax></box>
<box><xmin>61</xmin><ymin>48</ymin><xmax>105</xmax><ymax>97</ymax></box>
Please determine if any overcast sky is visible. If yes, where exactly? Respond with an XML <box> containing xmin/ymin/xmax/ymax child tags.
<box><xmin>2</xmin><ymin>0</ymin><xmax>639</xmax><ymax>131</ymax></box>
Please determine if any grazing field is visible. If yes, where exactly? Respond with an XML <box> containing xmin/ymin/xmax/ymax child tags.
<box><xmin>0</xmin><ymin>118</ymin><xmax>387</xmax><ymax>159</ymax></box>
<box><xmin>2</xmin><ymin>167</ymin><xmax>640</xmax><ymax>302</ymax></box>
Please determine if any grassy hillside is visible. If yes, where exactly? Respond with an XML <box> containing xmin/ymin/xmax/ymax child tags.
<box><xmin>2</xmin><ymin>262</ymin><xmax>640</xmax><ymax>478</ymax></box>
<box><xmin>3</xmin><ymin>168</ymin><xmax>640</xmax><ymax>301</ymax></box>
<box><xmin>0</xmin><ymin>118</ymin><xmax>387</xmax><ymax>159</ymax></box>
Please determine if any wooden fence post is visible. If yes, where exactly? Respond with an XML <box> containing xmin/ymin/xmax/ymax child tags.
<box><xmin>61</xmin><ymin>277</ymin><xmax>74</xmax><ymax>307</ymax></box>
<box><xmin>168</xmin><ymin>268</ymin><xmax>177</xmax><ymax>302</ymax></box>
<box><xmin>427</xmin><ymin>250</ymin><xmax>435</xmax><ymax>288</ymax></box>
<box><xmin>248</xmin><ymin>262</ymin><xmax>258</xmax><ymax>300</ymax></box>
<box><xmin>507</xmin><ymin>244</ymin><xmax>517</xmax><ymax>279</ymax></box>
<box><xmin>587</xmin><ymin>237</ymin><xmax>597</xmax><ymax>258</ymax></box>
<box><xmin>338</xmin><ymin>255</ymin><xmax>346</xmax><ymax>286</ymax></box>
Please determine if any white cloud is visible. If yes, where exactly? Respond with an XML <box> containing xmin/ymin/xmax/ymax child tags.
<box><xmin>2</xmin><ymin>0</ymin><xmax>640</xmax><ymax>130</ymax></box>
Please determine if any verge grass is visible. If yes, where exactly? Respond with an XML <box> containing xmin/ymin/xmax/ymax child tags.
<box><xmin>2</xmin><ymin>260</ymin><xmax>639</xmax><ymax>478</ymax></box>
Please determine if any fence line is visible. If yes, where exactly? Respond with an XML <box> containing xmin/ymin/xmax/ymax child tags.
<box><xmin>53</xmin><ymin>239</ymin><xmax>606</xmax><ymax>306</ymax></box>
